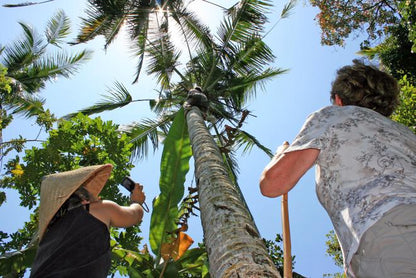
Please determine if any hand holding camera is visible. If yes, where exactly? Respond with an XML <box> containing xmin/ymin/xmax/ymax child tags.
<box><xmin>120</xmin><ymin>177</ymin><xmax>149</xmax><ymax>212</ymax></box>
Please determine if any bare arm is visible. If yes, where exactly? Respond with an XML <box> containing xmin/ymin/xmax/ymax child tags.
<box><xmin>260</xmin><ymin>148</ymin><xmax>320</xmax><ymax>197</ymax></box>
<box><xmin>91</xmin><ymin>184</ymin><xmax>145</xmax><ymax>228</ymax></box>
<box><xmin>104</xmin><ymin>200</ymin><xmax>144</xmax><ymax>228</ymax></box>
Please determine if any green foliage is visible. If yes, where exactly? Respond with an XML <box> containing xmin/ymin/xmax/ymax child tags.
<box><xmin>309</xmin><ymin>0</ymin><xmax>400</xmax><ymax>46</ymax></box>
<box><xmin>0</xmin><ymin>10</ymin><xmax>91</xmax><ymax>131</ymax></box>
<box><xmin>61</xmin><ymin>0</ymin><xmax>287</xmax><ymax>276</ymax></box>
<box><xmin>392</xmin><ymin>76</ymin><xmax>416</xmax><ymax>134</ymax></box>
<box><xmin>310</xmin><ymin>0</ymin><xmax>415</xmax><ymax>55</ymax></box>
<box><xmin>323</xmin><ymin>230</ymin><xmax>345</xmax><ymax>277</ymax></box>
<box><xmin>264</xmin><ymin>233</ymin><xmax>285</xmax><ymax>271</ymax></box>
<box><xmin>357</xmin><ymin>24</ymin><xmax>416</xmax><ymax>135</ymax></box>
<box><xmin>264</xmin><ymin>233</ymin><xmax>305</xmax><ymax>278</ymax></box>
<box><xmin>325</xmin><ymin>230</ymin><xmax>343</xmax><ymax>268</ymax></box>
<box><xmin>359</xmin><ymin>24</ymin><xmax>416</xmax><ymax>82</ymax></box>
<box><xmin>397</xmin><ymin>0</ymin><xmax>416</xmax><ymax>52</ymax></box>
<box><xmin>149</xmin><ymin>108</ymin><xmax>192</xmax><ymax>256</ymax></box>
<box><xmin>72</xmin><ymin>0</ymin><xmax>285</xmax><ymax>164</ymax></box>
<box><xmin>0</xmin><ymin>64</ymin><xmax>13</xmax><ymax>133</ymax></box>
<box><xmin>1</xmin><ymin>114</ymin><xmax>134</xmax><ymax>208</ymax></box>
<box><xmin>323</xmin><ymin>272</ymin><xmax>346</xmax><ymax>278</ymax></box>
<box><xmin>0</xmin><ymin>64</ymin><xmax>11</xmax><ymax>94</ymax></box>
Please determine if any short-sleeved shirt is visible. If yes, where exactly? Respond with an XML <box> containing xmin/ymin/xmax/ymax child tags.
<box><xmin>284</xmin><ymin>105</ymin><xmax>416</xmax><ymax>273</ymax></box>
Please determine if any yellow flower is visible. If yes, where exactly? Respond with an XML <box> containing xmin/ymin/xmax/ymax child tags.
<box><xmin>11</xmin><ymin>164</ymin><xmax>24</xmax><ymax>177</ymax></box>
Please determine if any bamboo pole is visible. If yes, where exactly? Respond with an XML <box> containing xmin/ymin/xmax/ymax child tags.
<box><xmin>280</xmin><ymin>142</ymin><xmax>292</xmax><ymax>278</ymax></box>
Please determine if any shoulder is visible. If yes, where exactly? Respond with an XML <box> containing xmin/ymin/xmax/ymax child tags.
<box><xmin>308</xmin><ymin>105</ymin><xmax>381</xmax><ymax>125</ymax></box>
<box><xmin>100</xmin><ymin>199</ymin><xmax>120</xmax><ymax>208</ymax></box>
<box><xmin>303</xmin><ymin>106</ymin><xmax>339</xmax><ymax>125</ymax></box>
<box><xmin>299</xmin><ymin>106</ymin><xmax>340</xmax><ymax>132</ymax></box>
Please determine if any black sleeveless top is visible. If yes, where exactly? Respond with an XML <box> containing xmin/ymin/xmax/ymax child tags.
<box><xmin>30</xmin><ymin>206</ymin><xmax>111</xmax><ymax>278</ymax></box>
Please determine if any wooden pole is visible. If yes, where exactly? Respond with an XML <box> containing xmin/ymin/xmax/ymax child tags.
<box><xmin>280</xmin><ymin>142</ymin><xmax>292</xmax><ymax>278</ymax></box>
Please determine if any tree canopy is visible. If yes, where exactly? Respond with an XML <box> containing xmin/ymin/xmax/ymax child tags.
<box><xmin>309</xmin><ymin>0</ymin><xmax>415</xmax><ymax>50</ymax></box>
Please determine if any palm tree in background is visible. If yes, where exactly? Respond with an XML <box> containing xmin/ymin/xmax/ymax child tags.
<box><xmin>0</xmin><ymin>10</ymin><xmax>91</xmax><ymax>160</ymax></box>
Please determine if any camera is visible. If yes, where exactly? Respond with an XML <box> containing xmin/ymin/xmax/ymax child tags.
<box><xmin>121</xmin><ymin>176</ymin><xmax>135</xmax><ymax>192</ymax></box>
<box><xmin>120</xmin><ymin>176</ymin><xmax>149</xmax><ymax>212</ymax></box>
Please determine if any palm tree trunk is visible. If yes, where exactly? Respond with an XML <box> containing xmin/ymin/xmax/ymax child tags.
<box><xmin>185</xmin><ymin>105</ymin><xmax>281</xmax><ymax>278</ymax></box>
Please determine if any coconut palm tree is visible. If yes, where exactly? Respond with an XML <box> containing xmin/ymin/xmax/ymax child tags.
<box><xmin>71</xmin><ymin>0</ymin><xmax>212</xmax><ymax>84</ymax></box>
<box><xmin>0</xmin><ymin>10</ymin><xmax>91</xmax><ymax>160</ymax></box>
<box><xmin>63</xmin><ymin>0</ymin><xmax>297</xmax><ymax>276</ymax></box>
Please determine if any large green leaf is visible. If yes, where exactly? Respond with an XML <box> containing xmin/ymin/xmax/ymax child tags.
<box><xmin>149</xmin><ymin>107</ymin><xmax>191</xmax><ymax>256</ymax></box>
<box><xmin>0</xmin><ymin>246</ymin><xmax>37</xmax><ymax>276</ymax></box>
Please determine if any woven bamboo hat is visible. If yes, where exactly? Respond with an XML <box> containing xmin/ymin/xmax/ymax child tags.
<box><xmin>37</xmin><ymin>164</ymin><xmax>113</xmax><ymax>240</ymax></box>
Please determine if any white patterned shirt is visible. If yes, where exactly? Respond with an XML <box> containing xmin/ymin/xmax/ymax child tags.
<box><xmin>284</xmin><ymin>105</ymin><xmax>416</xmax><ymax>274</ymax></box>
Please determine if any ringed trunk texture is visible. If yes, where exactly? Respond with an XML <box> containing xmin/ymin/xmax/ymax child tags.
<box><xmin>185</xmin><ymin>106</ymin><xmax>281</xmax><ymax>278</ymax></box>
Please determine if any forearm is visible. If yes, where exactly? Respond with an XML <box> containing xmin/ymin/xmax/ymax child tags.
<box><xmin>260</xmin><ymin>148</ymin><xmax>319</xmax><ymax>198</ymax></box>
<box><xmin>260</xmin><ymin>144</ymin><xmax>290</xmax><ymax>197</ymax></box>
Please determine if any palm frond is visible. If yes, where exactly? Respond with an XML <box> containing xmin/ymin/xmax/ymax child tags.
<box><xmin>232</xmin><ymin>36</ymin><xmax>275</xmax><ymax>75</ymax></box>
<box><xmin>225</xmin><ymin>0</ymin><xmax>272</xmax><ymax>43</ymax></box>
<box><xmin>12</xmin><ymin>50</ymin><xmax>92</xmax><ymax>93</ymax></box>
<box><xmin>19</xmin><ymin>22</ymin><xmax>44</xmax><ymax>54</ymax></box>
<box><xmin>208</xmin><ymin>99</ymin><xmax>240</xmax><ymax>123</ymax></box>
<box><xmin>281</xmin><ymin>0</ymin><xmax>297</xmax><ymax>19</ymax></box>
<box><xmin>149</xmin><ymin>94</ymin><xmax>182</xmax><ymax>115</ymax></box>
<box><xmin>146</xmin><ymin>30</ymin><xmax>181</xmax><ymax>90</ymax></box>
<box><xmin>119</xmin><ymin>114</ymin><xmax>175</xmax><ymax>161</ymax></box>
<box><xmin>73</xmin><ymin>14</ymin><xmax>109</xmax><ymax>44</ymax></box>
<box><xmin>45</xmin><ymin>9</ymin><xmax>71</xmax><ymax>46</ymax></box>
<box><xmin>227</xmin><ymin>67</ymin><xmax>287</xmax><ymax>105</ymax></box>
<box><xmin>171</xmin><ymin>5</ymin><xmax>213</xmax><ymax>51</ymax></box>
<box><xmin>8</xmin><ymin>93</ymin><xmax>46</xmax><ymax>118</ymax></box>
<box><xmin>2</xmin><ymin>0</ymin><xmax>54</xmax><ymax>8</ymax></box>
<box><xmin>2</xmin><ymin>23</ymin><xmax>44</xmax><ymax>73</ymax></box>
<box><xmin>74</xmin><ymin>1</ymin><xmax>152</xmax><ymax>48</ymax></box>
<box><xmin>35</xmin><ymin>50</ymin><xmax>92</xmax><ymax>77</ymax></box>
<box><xmin>126</xmin><ymin>5</ymin><xmax>152</xmax><ymax>40</ymax></box>
<box><xmin>204</xmin><ymin>0</ymin><xmax>274</xmax><ymax>93</ymax></box>
<box><xmin>234</xmin><ymin>129</ymin><xmax>273</xmax><ymax>157</ymax></box>
<box><xmin>62</xmin><ymin>81</ymin><xmax>133</xmax><ymax>119</ymax></box>
<box><xmin>222</xmin><ymin>150</ymin><xmax>239</xmax><ymax>182</ymax></box>
<box><xmin>73</xmin><ymin>0</ymin><xmax>127</xmax><ymax>46</ymax></box>
<box><xmin>102</xmin><ymin>16</ymin><xmax>126</xmax><ymax>49</ymax></box>
<box><xmin>130</xmin><ymin>17</ymin><xmax>150</xmax><ymax>84</ymax></box>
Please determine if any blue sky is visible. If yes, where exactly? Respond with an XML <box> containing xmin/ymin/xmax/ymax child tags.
<box><xmin>0</xmin><ymin>1</ymin><xmax>364</xmax><ymax>277</ymax></box>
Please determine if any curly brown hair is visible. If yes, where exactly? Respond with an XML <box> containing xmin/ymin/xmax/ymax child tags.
<box><xmin>330</xmin><ymin>60</ymin><xmax>400</xmax><ymax>116</ymax></box>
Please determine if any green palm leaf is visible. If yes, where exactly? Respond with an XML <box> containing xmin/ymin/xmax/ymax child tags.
<box><xmin>281</xmin><ymin>0</ymin><xmax>297</xmax><ymax>19</ymax></box>
<box><xmin>45</xmin><ymin>10</ymin><xmax>71</xmax><ymax>46</ymax></box>
<box><xmin>74</xmin><ymin>0</ymin><xmax>129</xmax><ymax>47</ymax></box>
<box><xmin>131</xmin><ymin>21</ymin><xmax>149</xmax><ymax>84</ymax></box>
<box><xmin>146</xmin><ymin>33</ymin><xmax>181</xmax><ymax>90</ymax></box>
<box><xmin>235</xmin><ymin>129</ymin><xmax>273</xmax><ymax>157</ymax></box>
<box><xmin>2</xmin><ymin>23</ymin><xmax>43</xmax><ymax>73</ymax></box>
<box><xmin>73</xmin><ymin>13</ymin><xmax>108</xmax><ymax>45</ymax></box>
<box><xmin>11</xmin><ymin>50</ymin><xmax>91</xmax><ymax>94</ymax></box>
<box><xmin>9</xmin><ymin>93</ymin><xmax>45</xmax><ymax>118</ymax></box>
<box><xmin>224</xmin><ymin>0</ymin><xmax>272</xmax><ymax>44</ymax></box>
<box><xmin>2</xmin><ymin>17</ymin><xmax>91</xmax><ymax>95</ymax></box>
<box><xmin>63</xmin><ymin>81</ymin><xmax>133</xmax><ymax>119</ymax></box>
<box><xmin>2</xmin><ymin>0</ymin><xmax>54</xmax><ymax>8</ymax></box>
<box><xmin>120</xmin><ymin>115</ymin><xmax>173</xmax><ymax>161</ymax></box>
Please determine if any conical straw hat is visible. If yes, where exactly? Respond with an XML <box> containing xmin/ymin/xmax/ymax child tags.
<box><xmin>38</xmin><ymin>164</ymin><xmax>113</xmax><ymax>241</ymax></box>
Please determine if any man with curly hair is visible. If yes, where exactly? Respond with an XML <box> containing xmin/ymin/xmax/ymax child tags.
<box><xmin>260</xmin><ymin>60</ymin><xmax>416</xmax><ymax>277</ymax></box>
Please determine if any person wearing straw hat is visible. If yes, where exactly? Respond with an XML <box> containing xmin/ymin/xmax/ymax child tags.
<box><xmin>260</xmin><ymin>60</ymin><xmax>416</xmax><ymax>277</ymax></box>
<box><xmin>30</xmin><ymin>164</ymin><xmax>146</xmax><ymax>278</ymax></box>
